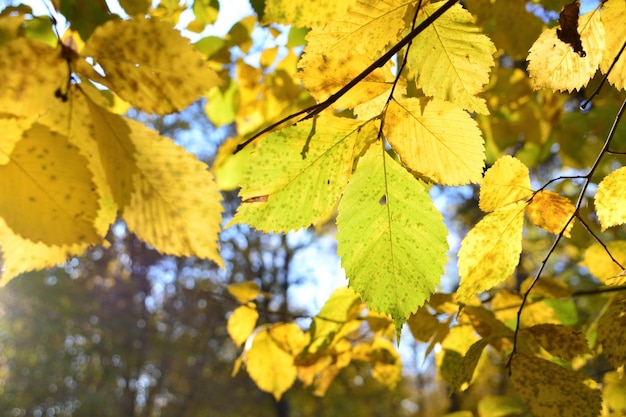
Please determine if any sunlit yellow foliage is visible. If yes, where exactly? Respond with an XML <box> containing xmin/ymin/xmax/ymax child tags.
<box><xmin>596</xmin><ymin>167</ymin><xmax>626</xmax><ymax>231</ymax></box>
<box><xmin>526</xmin><ymin>190</ymin><xmax>575</xmax><ymax>237</ymax></box>
<box><xmin>527</xmin><ymin>9</ymin><xmax>605</xmax><ymax>91</ymax></box>
<box><xmin>479</xmin><ymin>155</ymin><xmax>531</xmax><ymax>212</ymax></box>
<box><xmin>582</xmin><ymin>241</ymin><xmax>626</xmax><ymax>283</ymax></box>
<box><xmin>600</xmin><ymin>0</ymin><xmax>626</xmax><ymax>91</ymax></box>
<box><xmin>262</xmin><ymin>0</ymin><xmax>356</xmax><ymax>27</ymax></box>
<box><xmin>228</xmin><ymin>305</ymin><xmax>259</xmax><ymax>346</ymax></box>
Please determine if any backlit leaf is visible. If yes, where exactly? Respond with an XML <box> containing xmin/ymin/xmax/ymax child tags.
<box><xmin>407</xmin><ymin>306</ymin><xmax>440</xmax><ymax>343</ymax></box>
<box><xmin>0</xmin><ymin>117</ymin><xmax>34</xmax><ymax>165</ymax></box>
<box><xmin>408</xmin><ymin>3</ymin><xmax>496</xmax><ymax>114</ymax></box>
<box><xmin>0</xmin><ymin>124</ymin><xmax>99</xmax><ymax>246</ymax></box>
<box><xmin>479</xmin><ymin>156</ymin><xmax>531</xmax><ymax>212</ymax></box>
<box><xmin>450</xmin><ymin>337</ymin><xmax>491</xmax><ymax>392</ymax></box>
<box><xmin>457</xmin><ymin>202</ymin><xmax>526</xmax><ymax>304</ymax></box>
<box><xmin>600</xmin><ymin>0</ymin><xmax>626</xmax><ymax>91</ymax></box>
<box><xmin>370</xmin><ymin>337</ymin><xmax>402</xmax><ymax>389</ymax></box>
<box><xmin>597</xmin><ymin>296</ymin><xmax>626</xmax><ymax>369</ymax></box>
<box><xmin>595</xmin><ymin>166</ymin><xmax>626</xmax><ymax>231</ymax></box>
<box><xmin>57</xmin><ymin>0</ymin><xmax>111</xmax><ymax>40</ymax></box>
<box><xmin>228</xmin><ymin>305</ymin><xmax>259</xmax><ymax>346</ymax></box>
<box><xmin>582</xmin><ymin>241</ymin><xmax>626</xmax><ymax>283</ymax></box>
<box><xmin>263</xmin><ymin>0</ymin><xmax>356</xmax><ymax>27</ymax></box>
<box><xmin>522</xmin><ymin>323</ymin><xmax>591</xmax><ymax>360</ymax></box>
<box><xmin>306</xmin><ymin>286</ymin><xmax>361</xmax><ymax>354</ymax></box>
<box><xmin>230</xmin><ymin>116</ymin><xmax>375</xmax><ymax>232</ymax></box>
<box><xmin>526</xmin><ymin>190</ymin><xmax>575</xmax><ymax>237</ymax></box>
<box><xmin>245</xmin><ymin>327</ymin><xmax>297</xmax><ymax>400</ymax></box>
<box><xmin>81</xmin><ymin>17</ymin><xmax>220</xmax><ymax>114</ymax></box>
<box><xmin>510</xmin><ymin>353</ymin><xmax>602</xmax><ymax>417</ymax></box>
<box><xmin>227</xmin><ymin>281</ymin><xmax>263</xmax><ymax>304</ymax></box>
<box><xmin>384</xmin><ymin>97</ymin><xmax>485</xmax><ymax>186</ymax></box>
<box><xmin>527</xmin><ymin>9</ymin><xmax>605</xmax><ymax>91</ymax></box>
<box><xmin>337</xmin><ymin>143</ymin><xmax>448</xmax><ymax>334</ymax></box>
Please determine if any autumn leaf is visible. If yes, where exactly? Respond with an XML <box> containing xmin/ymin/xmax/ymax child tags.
<box><xmin>527</xmin><ymin>9</ymin><xmax>605</xmax><ymax>91</ymax></box>
<box><xmin>337</xmin><ymin>143</ymin><xmax>448</xmax><ymax>334</ymax></box>
<box><xmin>582</xmin><ymin>241</ymin><xmax>626</xmax><ymax>283</ymax></box>
<box><xmin>262</xmin><ymin>0</ymin><xmax>356</xmax><ymax>27</ymax></box>
<box><xmin>230</xmin><ymin>116</ymin><xmax>376</xmax><ymax>232</ymax></box>
<box><xmin>522</xmin><ymin>323</ymin><xmax>591</xmax><ymax>360</ymax></box>
<box><xmin>228</xmin><ymin>305</ymin><xmax>259</xmax><ymax>346</ymax></box>
<box><xmin>526</xmin><ymin>190</ymin><xmax>575</xmax><ymax>237</ymax></box>
<box><xmin>81</xmin><ymin>17</ymin><xmax>220</xmax><ymax>114</ymax></box>
<box><xmin>597</xmin><ymin>296</ymin><xmax>626</xmax><ymax>369</ymax></box>
<box><xmin>600</xmin><ymin>0</ymin><xmax>626</xmax><ymax>91</ymax></box>
<box><xmin>245</xmin><ymin>326</ymin><xmax>297</xmax><ymax>400</ymax></box>
<box><xmin>450</xmin><ymin>337</ymin><xmax>491</xmax><ymax>392</ymax></box>
<box><xmin>510</xmin><ymin>353</ymin><xmax>602</xmax><ymax>417</ymax></box>
<box><xmin>227</xmin><ymin>281</ymin><xmax>264</xmax><ymax>303</ymax></box>
<box><xmin>595</xmin><ymin>166</ymin><xmax>626</xmax><ymax>230</ymax></box>
<box><xmin>408</xmin><ymin>2</ymin><xmax>496</xmax><ymax>114</ymax></box>
<box><xmin>479</xmin><ymin>156</ymin><xmax>532</xmax><ymax>212</ymax></box>
<box><xmin>383</xmin><ymin>97</ymin><xmax>485</xmax><ymax>186</ymax></box>
<box><xmin>457</xmin><ymin>202</ymin><xmax>526</xmax><ymax>304</ymax></box>
<box><xmin>0</xmin><ymin>124</ymin><xmax>100</xmax><ymax>246</ymax></box>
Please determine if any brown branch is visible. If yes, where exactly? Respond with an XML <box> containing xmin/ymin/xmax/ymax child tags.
<box><xmin>575</xmin><ymin>213</ymin><xmax>625</xmax><ymax>270</ymax></box>
<box><xmin>580</xmin><ymin>39</ymin><xmax>626</xmax><ymax>110</ymax></box>
<box><xmin>507</xmin><ymin>98</ymin><xmax>626</xmax><ymax>373</ymax></box>
<box><xmin>234</xmin><ymin>0</ymin><xmax>460</xmax><ymax>154</ymax></box>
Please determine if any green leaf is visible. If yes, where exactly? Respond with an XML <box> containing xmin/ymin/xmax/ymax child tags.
<box><xmin>408</xmin><ymin>3</ymin><xmax>496</xmax><ymax>114</ymax></box>
<box><xmin>510</xmin><ymin>353</ymin><xmax>602</xmax><ymax>417</ymax></box>
<box><xmin>230</xmin><ymin>116</ymin><xmax>376</xmax><ymax>232</ymax></box>
<box><xmin>457</xmin><ymin>202</ymin><xmax>525</xmax><ymax>303</ymax></box>
<box><xmin>57</xmin><ymin>0</ymin><xmax>111</xmax><ymax>40</ymax></box>
<box><xmin>337</xmin><ymin>143</ymin><xmax>448</xmax><ymax>334</ymax></box>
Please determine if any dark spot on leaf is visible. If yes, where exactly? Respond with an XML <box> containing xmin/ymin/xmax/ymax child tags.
<box><xmin>379</xmin><ymin>194</ymin><xmax>387</xmax><ymax>205</ymax></box>
<box><xmin>243</xmin><ymin>195</ymin><xmax>268</xmax><ymax>203</ymax></box>
<box><xmin>556</xmin><ymin>2</ymin><xmax>586</xmax><ymax>57</ymax></box>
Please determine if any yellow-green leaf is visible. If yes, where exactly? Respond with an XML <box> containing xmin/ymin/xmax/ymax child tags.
<box><xmin>384</xmin><ymin>97</ymin><xmax>485</xmax><ymax>186</ymax></box>
<box><xmin>510</xmin><ymin>353</ymin><xmax>602</xmax><ymax>417</ymax></box>
<box><xmin>0</xmin><ymin>124</ymin><xmax>100</xmax><ymax>246</ymax></box>
<box><xmin>81</xmin><ymin>17</ymin><xmax>220</xmax><ymax>114</ymax></box>
<box><xmin>408</xmin><ymin>3</ymin><xmax>496</xmax><ymax>114</ymax></box>
<box><xmin>600</xmin><ymin>0</ymin><xmax>626</xmax><ymax>91</ymax></box>
<box><xmin>597</xmin><ymin>296</ymin><xmax>626</xmax><ymax>369</ymax></box>
<box><xmin>526</xmin><ymin>190</ymin><xmax>575</xmax><ymax>237</ymax></box>
<box><xmin>527</xmin><ymin>9</ymin><xmax>605</xmax><ymax>91</ymax></box>
<box><xmin>306</xmin><ymin>286</ymin><xmax>361</xmax><ymax>354</ymax></box>
<box><xmin>370</xmin><ymin>337</ymin><xmax>402</xmax><ymax>389</ymax></box>
<box><xmin>230</xmin><ymin>116</ymin><xmax>375</xmax><ymax>232</ymax></box>
<box><xmin>451</xmin><ymin>337</ymin><xmax>491</xmax><ymax>392</ymax></box>
<box><xmin>595</xmin><ymin>166</ymin><xmax>626</xmax><ymax>231</ymax></box>
<box><xmin>457</xmin><ymin>202</ymin><xmax>526</xmax><ymax>304</ymax></box>
<box><xmin>407</xmin><ymin>306</ymin><xmax>440</xmax><ymax>343</ymax></box>
<box><xmin>479</xmin><ymin>156</ymin><xmax>531</xmax><ymax>212</ymax></box>
<box><xmin>228</xmin><ymin>305</ymin><xmax>259</xmax><ymax>346</ymax></box>
<box><xmin>245</xmin><ymin>327</ymin><xmax>297</xmax><ymax>400</ymax></box>
<box><xmin>336</xmin><ymin>143</ymin><xmax>448</xmax><ymax>334</ymax></box>
<box><xmin>522</xmin><ymin>323</ymin><xmax>591</xmax><ymax>360</ymax></box>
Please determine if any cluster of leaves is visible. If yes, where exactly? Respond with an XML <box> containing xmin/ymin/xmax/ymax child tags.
<box><xmin>1</xmin><ymin>0</ymin><xmax>626</xmax><ymax>415</ymax></box>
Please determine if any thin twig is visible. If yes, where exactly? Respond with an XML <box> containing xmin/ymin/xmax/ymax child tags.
<box><xmin>580</xmin><ymin>39</ymin><xmax>626</xmax><ymax>110</ymax></box>
<box><xmin>234</xmin><ymin>0</ymin><xmax>459</xmax><ymax>154</ymax></box>
<box><xmin>507</xmin><ymin>98</ymin><xmax>626</xmax><ymax>373</ymax></box>
<box><xmin>575</xmin><ymin>213</ymin><xmax>625</xmax><ymax>270</ymax></box>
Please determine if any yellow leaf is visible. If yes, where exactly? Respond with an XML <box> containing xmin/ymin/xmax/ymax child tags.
<box><xmin>230</xmin><ymin>116</ymin><xmax>375</xmax><ymax>232</ymax></box>
<box><xmin>245</xmin><ymin>327</ymin><xmax>297</xmax><ymax>400</ymax></box>
<box><xmin>301</xmin><ymin>0</ymin><xmax>412</xmax><ymax>60</ymax></box>
<box><xmin>81</xmin><ymin>17</ymin><xmax>220</xmax><ymax>114</ymax></box>
<box><xmin>228</xmin><ymin>305</ymin><xmax>259</xmax><ymax>346</ymax></box>
<box><xmin>384</xmin><ymin>97</ymin><xmax>485</xmax><ymax>186</ymax></box>
<box><xmin>227</xmin><ymin>281</ymin><xmax>263</xmax><ymax>303</ymax></box>
<box><xmin>297</xmin><ymin>53</ymin><xmax>397</xmax><ymax>110</ymax></box>
<box><xmin>122</xmin><ymin>120</ymin><xmax>223</xmax><ymax>266</ymax></box>
<box><xmin>0</xmin><ymin>38</ymin><xmax>66</xmax><ymax>118</ymax></box>
<box><xmin>510</xmin><ymin>353</ymin><xmax>602</xmax><ymax>417</ymax></box>
<box><xmin>370</xmin><ymin>337</ymin><xmax>402</xmax><ymax>389</ymax></box>
<box><xmin>582</xmin><ymin>241</ymin><xmax>626</xmax><ymax>283</ymax></box>
<box><xmin>600</xmin><ymin>0</ymin><xmax>626</xmax><ymax>91</ymax></box>
<box><xmin>596</xmin><ymin>166</ymin><xmax>626</xmax><ymax>231</ymax></box>
<box><xmin>519</xmin><ymin>276</ymin><xmax>574</xmax><ymax>299</ymax></box>
<box><xmin>269</xmin><ymin>323</ymin><xmax>307</xmax><ymax>356</ymax></box>
<box><xmin>0</xmin><ymin>117</ymin><xmax>35</xmax><ymax>165</ymax></box>
<box><xmin>450</xmin><ymin>337</ymin><xmax>491</xmax><ymax>392</ymax></box>
<box><xmin>479</xmin><ymin>156</ymin><xmax>532</xmax><ymax>212</ymax></box>
<box><xmin>526</xmin><ymin>190</ymin><xmax>575</xmax><ymax>237</ymax></box>
<box><xmin>407</xmin><ymin>306</ymin><xmax>440</xmax><ymax>342</ymax></box>
<box><xmin>408</xmin><ymin>3</ymin><xmax>496</xmax><ymax>114</ymax></box>
<box><xmin>527</xmin><ymin>9</ymin><xmax>605</xmax><ymax>91</ymax></box>
<box><xmin>457</xmin><ymin>202</ymin><xmax>526</xmax><ymax>304</ymax></box>
<box><xmin>522</xmin><ymin>323</ymin><xmax>591</xmax><ymax>360</ymax></box>
<box><xmin>0</xmin><ymin>124</ymin><xmax>100</xmax><ymax>246</ymax></box>
<box><xmin>262</xmin><ymin>0</ymin><xmax>357</xmax><ymax>27</ymax></box>
<box><xmin>597</xmin><ymin>296</ymin><xmax>626</xmax><ymax>370</ymax></box>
